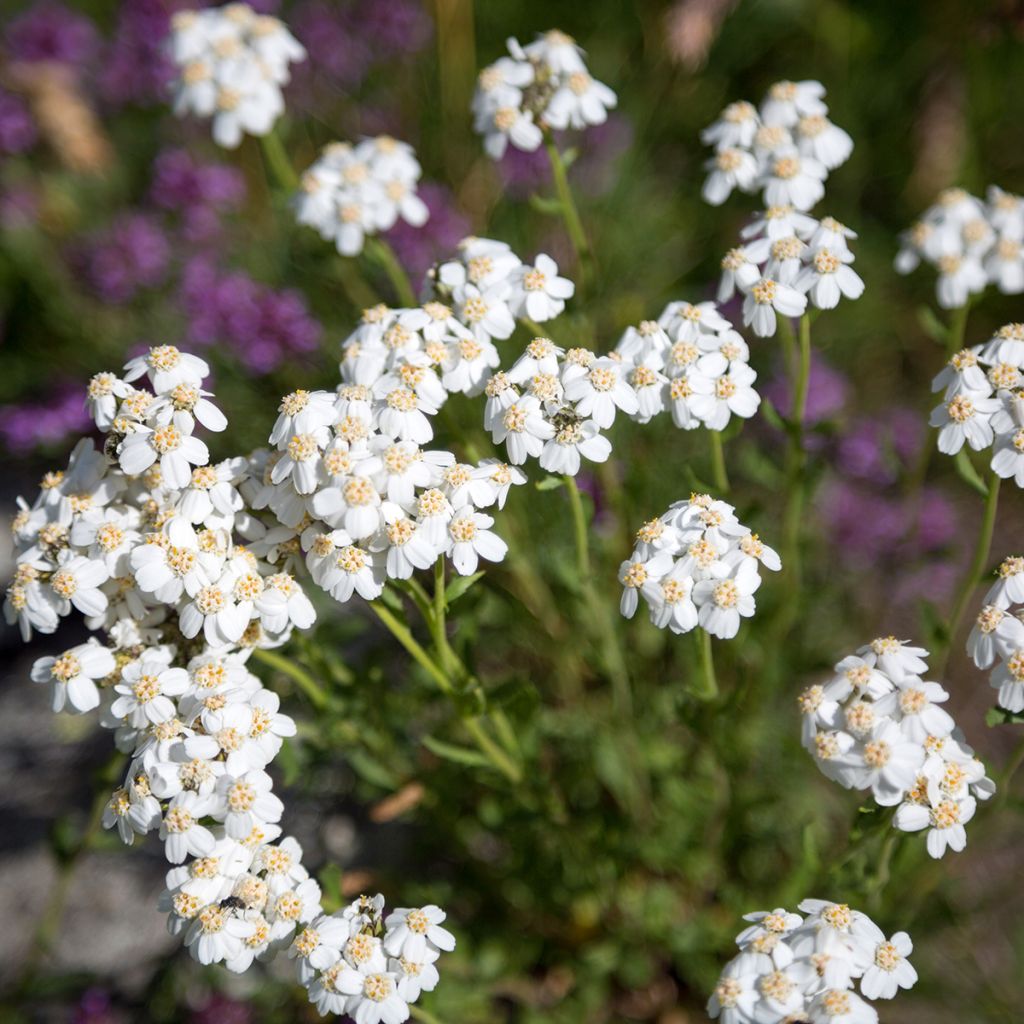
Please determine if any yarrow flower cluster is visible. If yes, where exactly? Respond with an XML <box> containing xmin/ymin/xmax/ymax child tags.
<box><xmin>169</xmin><ymin>2</ymin><xmax>306</xmax><ymax>149</ymax></box>
<box><xmin>617</xmin><ymin>494</ymin><xmax>780</xmax><ymax>640</ymax></box>
<box><xmin>613</xmin><ymin>299</ymin><xmax>761</xmax><ymax>431</ymax></box>
<box><xmin>294</xmin><ymin>136</ymin><xmax>429</xmax><ymax>257</ymax></box>
<box><xmin>967</xmin><ymin>555</ymin><xmax>1024</xmax><ymax>713</ymax></box>
<box><xmin>6</xmin><ymin>344</ymin><xmax>454</xmax><ymax>1010</ymax></box>
<box><xmin>472</xmin><ymin>30</ymin><xmax>617</xmax><ymax>159</ymax></box>
<box><xmin>895</xmin><ymin>186</ymin><xmax>1024</xmax><ymax>308</ymax></box>
<box><xmin>799</xmin><ymin>638</ymin><xmax>995</xmax><ymax>858</ymax></box>
<box><xmin>928</xmin><ymin>323</ymin><xmax>1024</xmax><ymax>484</ymax></box>
<box><xmin>700</xmin><ymin>80</ymin><xmax>852</xmax><ymax>211</ymax></box>
<box><xmin>708</xmin><ymin>898</ymin><xmax>917</xmax><ymax>1024</ymax></box>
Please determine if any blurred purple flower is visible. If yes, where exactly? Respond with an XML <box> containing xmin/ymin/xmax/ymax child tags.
<box><xmin>0</xmin><ymin>88</ymin><xmax>36</xmax><ymax>155</ymax></box>
<box><xmin>765</xmin><ymin>352</ymin><xmax>848</xmax><ymax>425</ymax></box>
<box><xmin>915</xmin><ymin>487</ymin><xmax>957</xmax><ymax>550</ymax></box>
<box><xmin>357</xmin><ymin>0</ymin><xmax>432</xmax><ymax>56</ymax></box>
<box><xmin>0</xmin><ymin>186</ymin><xmax>38</xmax><ymax>229</ymax></box>
<box><xmin>820</xmin><ymin>480</ymin><xmax>906</xmax><ymax>560</ymax></box>
<box><xmin>0</xmin><ymin>381</ymin><xmax>90</xmax><ymax>455</ymax></box>
<box><xmin>190</xmin><ymin>994</ymin><xmax>254</xmax><ymax>1024</ymax></box>
<box><xmin>385</xmin><ymin>182</ymin><xmax>471</xmax><ymax>284</ymax></box>
<box><xmin>835</xmin><ymin>409</ymin><xmax>925</xmax><ymax>484</ymax></box>
<box><xmin>572</xmin><ymin>114</ymin><xmax>634</xmax><ymax>197</ymax></box>
<box><xmin>78</xmin><ymin>213</ymin><xmax>170</xmax><ymax>304</ymax></box>
<box><xmin>150</xmin><ymin>148</ymin><xmax>246</xmax><ymax>243</ymax></box>
<box><xmin>6</xmin><ymin>2</ymin><xmax>99</xmax><ymax>67</ymax></box>
<box><xmin>498</xmin><ymin>144</ymin><xmax>551</xmax><ymax>199</ymax></box>
<box><xmin>98</xmin><ymin>0</ymin><xmax>176</xmax><ymax>107</ymax></box>
<box><xmin>893</xmin><ymin>562</ymin><xmax>957</xmax><ymax>605</ymax></box>
<box><xmin>292</xmin><ymin>1</ymin><xmax>371</xmax><ymax>89</ymax></box>
<box><xmin>181</xmin><ymin>256</ymin><xmax>321</xmax><ymax>372</ymax></box>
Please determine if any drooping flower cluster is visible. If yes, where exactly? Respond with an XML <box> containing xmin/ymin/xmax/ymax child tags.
<box><xmin>967</xmin><ymin>555</ymin><xmax>1024</xmax><ymax>713</ymax></box>
<box><xmin>613</xmin><ymin>299</ymin><xmax>761</xmax><ymax>431</ymax></box>
<box><xmin>7</xmin><ymin>344</ymin><xmax>455</xmax><ymax>1011</ymax></box>
<box><xmin>799</xmin><ymin>638</ymin><xmax>995</xmax><ymax>858</ymax></box>
<box><xmin>294</xmin><ymin>136</ymin><xmax>429</xmax><ymax>257</ymax></box>
<box><xmin>928</xmin><ymin>323</ymin><xmax>1024</xmax><ymax>484</ymax></box>
<box><xmin>617</xmin><ymin>494</ymin><xmax>780</xmax><ymax>640</ymax></box>
<box><xmin>708</xmin><ymin>899</ymin><xmax>917</xmax><ymax>1024</ymax></box>
<box><xmin>700</xmin><ymin>80</ymin><xmax>852</xmax><ymax>210</ymax></box>
<box><xmin>472</xmin><ymin>30</ymin><xmax>617</xmax><ymax>159</ymax></box>
<box><xmin>295</xmin><ymin>895</ymin><xmax>455</xmax><ymax>1023</ymax></box>
<box><xmin>169</xmin><ymin>3</ymin><xmax>306</xmax><ymax>149</ymax></box>
<box><xmin>895</xmin><ymin>186</ymin><xmax>1024</xmax><ymax>308</ymax></box>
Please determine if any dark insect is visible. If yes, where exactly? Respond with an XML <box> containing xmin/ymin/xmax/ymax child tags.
<box><xmin>219</xmin><ymin>896</ymin><xmax>247</xmax><ymax>912</ymax></box>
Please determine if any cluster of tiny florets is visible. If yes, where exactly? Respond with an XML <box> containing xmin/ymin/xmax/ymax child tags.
<box><xmin>614</xmin><ymin>300</ymin><xmax>761</xmax><ymax>430</ymax></box>
<box><xmin>618</xmin><ymin>494</ymin><xmax>780</xmax><ymax>640</ymax></box>
<box><xmin>294</xmin><ymin>136</ymin><xmax>428</xmax><ymax>257</ymax></box>
<box><xmin>169</xmin><ymin>2</ymin><xmax>306</xmax><ymax>148</ymax></box>
<box><xmin>472</xmin><ymin>30</ymin><xmax>618</xmax><ymax>159</ymax></box>
<box><xmin>708</xmin><ymin>899</ymin><xmax>917</xmax><ymax>1024</ymax></box>
<box><xmin>896</xmin><ymin>186</ymin><xmax>1024</xmax><ymax>308</ymax></box>
<box><xmin>967</xmin><ymin>555</ymin><xmax>1024</xmax><ymax>713</ymax></box>
<box><xmin>929</xmin><ymin>323</ymin><xmax>1024</xmax><ymax>482</ymax></box>
<box><xmin>799</xmin><ymin>638</ymin><xmax>995</xmax><ymax>858</ymax></box>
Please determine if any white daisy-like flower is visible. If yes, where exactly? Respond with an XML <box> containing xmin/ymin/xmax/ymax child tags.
<box><xmin>30</xmin><ymin>640</ymin><xmax>115</xmax><ymax>714</ymax></box>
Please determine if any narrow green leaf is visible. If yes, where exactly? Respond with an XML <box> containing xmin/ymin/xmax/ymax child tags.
<box><xmin>421</xmin><ymin>734</ymin><xmax>491</xmax><ymax>768</ymax></box>
<box><xmin>535</xmin><ymin>475</ymin><xmax>565</xmax><ymax>491</ymax></box>
<box><xmin>445</xmin><ymin>570</ymin><xmax>485</xmax><ymax>604</ymax></box>
<box><xmin>528</xmin><ymin>194</ymin><xmax>565</xmax><ymax>216</ymax></box>
<box><xmin>986</xmin><ymin>706</ymin><xmax>1024</xmax><ymax>727</ymax></box>
<box><xmin>954</xmin><ymin>448</ymin><xmax>989</xmax><ymax>497</ymax></box>
<box><xmin>917</xmin><ymin>305</ymin><xmax>948</xmax><ymax>346</ymax></box>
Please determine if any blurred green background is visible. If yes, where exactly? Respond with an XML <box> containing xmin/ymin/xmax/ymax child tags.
<box><xmin>2</xmin><ymin>1</ymin><xmax>1024</xmax><ymax>1022</ymax></box>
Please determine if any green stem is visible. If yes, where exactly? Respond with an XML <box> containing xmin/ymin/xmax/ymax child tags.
<box><xmin>708</xmin><ymin>430</ymin><xmax>729</xmax><ymax>494</ymax></box>
<box><xmin>946</xmin><ymin>301</ymin><xmax>971</xmax><ymax>355</ymax></box>
<box><xmin>462</xmin><ymin>717</ymin><xmax>522</xmax><ymax>783</ymax></box>
<box><xmin>364</xmin><ymin>236</ymin><xmax>417</xmax><ymax>308</ymax></box>
<box><xmin>252</xmin><ymin>647</ymin><xmax>327</xmax><ymax>709</ymax></box>
<box><xmin>432</xmin><ymin>559</ymin><xmax>456</xmax><ymax>679</ymax></box>
<box><xmin>369</xmin><ymin>600</ymin><xmax>453</xmax><ymax>694</ymax></box>
<box><xmin>937</xmin><ymin>472</ymin><xmax>1001</xmax><ymax>673</ymax></box>
<box><xmin>691</xmin><ymin>629</ymin><xmax>719</xmax><ymax>701</ymax></box>
<box><xmin>544</xmin><ymin>134</ymin><xmax>593</xmax><ymax>286</ymax></box>
<box><xmin>563</xmin><ymin>474</ymin><xmax>591</xmax><ymax>578</ymax></box>
<box><xmin>410</xmin><ymin>1003</ymin><xmax>446</xmax><ymax>1024</ymax></box>
<box><xmin>259</xmin><ymin>127</ymin><xmax>299</xmax><ymax>192</ymax></box>
<box><xmin>793</xmin><ymin>313</ymin><xmax>812</xmax><ymax>428</ymax></box>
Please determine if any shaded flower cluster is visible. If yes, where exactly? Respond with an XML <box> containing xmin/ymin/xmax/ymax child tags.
<box><xmin>799</xmin><ymin>638</ymin><xmax>994</xmax><ymax>858</ymax></box>
<box><xmin>472</xmin><ymin>30</ymin><xmax>617</xmax><ymax>159</ymax></box>
<box><xmin>708</xmin><ymin>899</ymin><xmax>916</xmax><ymax>1024</ymax></box>
<box><xmin>896</xmin><ymin>186</ymin><xmax>1024</xmax><ymax>308</ymax></box>
<box><xmin>618</xmin><ymin>494</ymin><xmax>780</xmax><ymax>640</ymax></box>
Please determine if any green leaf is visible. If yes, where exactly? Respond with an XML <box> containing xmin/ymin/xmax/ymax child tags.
<box><xmin>917</xmin><ymin>305</ymin><xmax>948</xmax><ymax>346</ymax></box>
<box><xmin>986</xmin><ymin>706</ymin><xmax>1024</xmax><ymax>727</ymax></box>
<box><xmin>528</xmin><ymin>194</ymin><xmax>565</xmax><ymax>216</ymax></box>
<box><xmin>535</xmin><ymin>475</ymin><xmax>565</xmax><ymax>491</ymax></box>
<box><xmin>445</xmin><ymin>571</ymin><xmax>485</xmax><ymax>604</ymax></box>
<box><xmin>421</xmin><ymin>734</ymin><xmax>491</xmax><ymax>768</ymax></box>
<box><xmin>759</xmin><ymin>397</ymin><xmax>787</xmax><ymax>432</ymax></box>
<box><xmin>954</xmin><ymin>448</ymin><xmax>989</xmax><ymax>497</ymax></box>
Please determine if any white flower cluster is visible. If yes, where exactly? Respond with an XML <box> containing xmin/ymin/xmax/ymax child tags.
<box><xmin>700</xmin><ymin>80</ymin><xmax>852</xmax><ymax>210</ymax></box>
<box><xmin>708</xmin><ymin>899</ymin><xmax>917</xmax><ymax>1024</ymax></box>
<box><xmin>718</xmin><ymin>212</ymin><xmax>865</xmax><ymax>338</ymax></box>
<box><xmin>799</xmin><ymin>638</ymin><xmax>995</xmax><ymax>859</ymax></box>
<box><xmin>617</xmin><ymin>494</ymin><xmax>780</xmax><ymax>640</ymax></box>
<box><xmin>895</xmin><ymin>186</ymin><xmax>1024</xmax><ymax>308</ymax></box>
<box><xmin>967</xmin><ymin>555</ymin><xmax>1024</xmax><ymax>713</ymax></box>
<box><xmin>472</xmin><ymin>29</ymin><xmax>617</xmax><ymax>160</ymax></box>
<box><xmin>294</xmin><ymin>137</ymin><xmax>429</xmax><ymax>257</ymax></box>
<box><xmin>614</xmin><ymin>299</ymin><xmax>761</xmax><ymax>431</ymax></box>
<box><xmin>169</xmin><ymin>3</ymin><xmax>306</xmax><ymax>149</ymax></box>
<box><xmin>7</xmin><ymin>346</ymin><xmax>456</xmax><ymax>1010</ymax></box>
<box><xmin>296</xmin><ymin>895</ymin><xmax>455</xmax><ymax>1023</ymax></box>
<box><xmin>928</xmin><ymin>323</ymin><xmax>1024</xmax><ymax>483</ymax></box>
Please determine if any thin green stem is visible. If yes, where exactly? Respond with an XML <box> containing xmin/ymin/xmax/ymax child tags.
<box><xmin>462</xmin><ymin>717</ymin><xmax>522</xmax><ymax>783</ymax></box>
<box><xmin>410</xmin><ymin>1003</ymin><xmax>446</xmax><ymax>1024</ymax></box>
<box><xmin>708</xmin><ymin>430</ymin><xmax>729</xmax><ymax>494</ymax></box>
<box><xmin>252</xmin><ymin>647</ymin><xmax>328</xmax><ymax>709</ymax></box>
<box><xmin>544</xmin><ymin>134</ymin><xmax>593</xmax><ymax>287</ymax></box>
<box><xmin>563</xmin><ymin>474</ymin><xmax>591</xmax><ymax>578</ymax></box>
<box><xmin>691</xmin><ymin>629</ymin><xmax>718</xmax><ymax>701</ymax></box>
<box><xmin>369</xmin><ymin>600</ymin><xmax>453</xmax><ymax>694</ymax></box>
<box><xmin>996</xmin><ymin>735</ymin><xmax>1024</xmax><ymax>808</ymax></box>
<box><xmin>937</xmin><ymin>472</ymin><xmax>1001</xmax><ymax>673</ymax></box>
<box><xmin>259</xmin><ymin>128</ymin><xmax>299</xmax><ymax>192</ymax></box>
<box><xmin>793</xmin><ymin>313</ymin><xmax>812</xmax><ymax>428</ymax></box>
<box><xmin>364</xmin><ymin>236</ymin><xmax>417</xmax><ymax>308</ymax></box>
<box><xmin>946</xmin><ymin>301</ymin><xmax>971</xmax><ymax>355</ymax></box>
<box><xmin>432</xmin><ymin>559</ymin><xmax>456</xmax><ymax>679</ymax></box>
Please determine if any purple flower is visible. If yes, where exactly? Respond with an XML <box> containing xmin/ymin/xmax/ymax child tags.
<box><xmin>356</xmin><ymin>0</ymin><xmax>432</xmax><ymax>56</ymax></box>
<box><xmin>384</xmin><ymin>182</ymin><xmax>471</xmax><ymax>284</ymax></box>
<box><xmin>765</xmin><ymin>352</ymin><xmax>848</xmax><ymax>426</ymax></box>
<box><xmin>190</xmin><ymin>994</ymin><xmax>253</xmax><ymax>1024</ymax></box>
<box><xmin>0</xmin><ymin>88</ymin><xmax>36</xmax><ymax>155</ymax></box>
<box><xmin>150</xmin><ymin>149</ymin><xmax>246</xmax><ymax>243</ymax></box>
<box><xmin>915</xmin><ymin>487</ymin><xmax>957</xmax><ymax>551</ymax></box>
<box><xmin>820</xmin><ymin>480</ymin><xmax>906</xmax><ymax>560</ymax></box>
<box><xmin>97</xmin><ymin>0</ymin><xmax>176</xmax><ymax>107</ymax></box>
<box><xmin>572</xmin><ymin>114</ymin><xmax>634</xmax><ymax>197</ymax></box>
<box><xmin>292</xmin><ymin>1</ymin><xmax>371</xmax><ymax>89</ymax></box>
<box><xmin>77</xmin><ymin>213</ymin><xmax>170</xmax><ymax>304</ymax></box>
<box><xmin>498</xmin><ymin>144</ymin><xmax>552</xmax><ymax>199</ymax></box>
<box><xmin>835</xmin><ymin>410</ymin><xmax>925</xmax><ymax>484</ymax></box>
<box><xmin>0</xmin><ymin>381</ymin><xmax>91</xmax><ymax>455</ymax></box>
<box><xmin>6</xmin><ymin>2</ymin><xmax>99</xmax><ymax>67</ymax></box>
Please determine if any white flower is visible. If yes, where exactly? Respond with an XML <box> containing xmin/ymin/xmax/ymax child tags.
<box><xmin>562</xmin><ymin>357</ymin><xmax>639</xmax><ymax>428</ymax></box>
<box><xmin>858</xmin><ymin>929</ymin><xmax>917</xmax><ymax>1000</ymax></box>
<box><xmin>124</xmin><ymin>345</ymin><xmax>209</xmax><ymax>394</ymax></box>
<box><xmin>383</xmin><ymin>905</ymin><xmax>456</xmax><ymax>960</ymax></box>
<box><xmin>617</xmin><ymin>551</ymin><xmax>674</xmax><ymax>618</ymax></box>
<box><xmin>491</xmin><ymin>395</ymin><xmax>555</xmax><ymax>464</ymax></box>
<box><xmin>46</xmin><ymin>553</ymin><xmax>110</xmax><ymax>618</ymax></box>
<box><xmin>507</xmin><ymin>254</ymin><xmax>575</xmax><ymax>321</ymax></box>
<box><xmin>796</xmin><ymin>247</ymin><xmax>865</xmax><ymax>308</ymax></box>
<box><xmin>762</xmin><ymin>149</ymin><xmax>827</xmax><ymax>211</ymax></box>
<box><xmin>538</xmin><ymin>418</ymin><xmax>611</xmax><ymax>476</ymax></box>
<box><xmin>446</xmin><ymin>509</ymin><xmax>508</xmax><ymax>575</ymax></box>
<box><xmin>741</xmin><ymin>277</ymin><xmax>808</xmax><ymax>337</ymax></box>
<box><xmin>694</xmin><ymin>559</ymin><xmax>760</xmax><ymax>639</ymax></box>
<box><xmin>111</xmin><ymin>659</ymin><xmax>189</xmax><ymax>727</ymax></box>
<box><xmin>760</xmin><ymin>80</ymin><xmax>828</xmax><ymax>127</ymax></box>
<box><xmin>215</xmin><ymin>770</ymin><xmax>284</xmax><ymax>839</ymax></box>
<box><xmin>929</xmin><ymin>392</ymin><xmax>1000</xmax><ymax>455</ymax></box>
<box><xmin>31</xmin><ymin>640</ymin><xmax>115</xmax><ymax>714</ymax></box>
<box><xmin>894</xmin><ymin>786</ymin><xmax>976</xmax><ymax>859</ymax></box>
<box><xmin>702</xmin><ymin>148</ymin><xmax>760</xmax><ymax>205</ymax></box>
<box><xmin>160</xmin><ymin>791</ymin><xmax>215</xmax><ymax>863</ymax></box>
<box><xmin>119</xmin><ymin>425</ymin><xmax>210</xmax><ymax>489</ymax></box>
